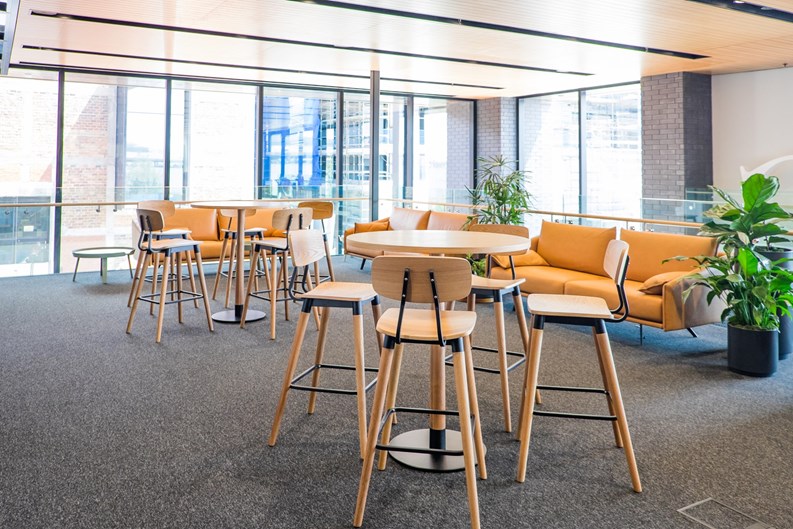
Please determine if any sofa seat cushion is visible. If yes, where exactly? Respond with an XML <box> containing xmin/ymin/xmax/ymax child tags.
<box><xmin>389</xmin><ymin>208</ymin><xmax>431</xmax><ymax>230</ymax></box>
<box><xmin>167</xmin><ymin>208</ymin><xmax>219</xmax><ymax>242</ymax></box>
<box><xmin>620</xmin><ymin>229</ymin><xmax>717</xmax><ymax>283</ymax></box>
<box><xmin>199</xmin><ymin>240</ymin><xmax>223</xmax><ymax>260</ymax></box>
<box><xmin>536</xmin><ymin>221</ymin><xmax>617</xmax><ymax>277</ymax></box>
<box><xmin>563</xmin><ymin>278</ymin><xmax>663</xmax><ymax>323</ymax></box>
<box><xmin>492</xmin><ymin>265</ymin><xmax>600</xmax><ymax>295</ymax></box>
<box><xmin>426</xmin><ymin>211</ymin><xmax>470</xmax><ymax>231</ymax></box>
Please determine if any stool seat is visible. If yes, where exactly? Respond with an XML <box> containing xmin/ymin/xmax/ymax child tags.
<box><xmin>253</xmin><ymin>236</ymin><xmax>288</xmax><ymax>250</ymax></box>
<box><xmin>527</xmin><ymin>293</ymin><xmax>613</xmax><ymax>319</ymax></box>
<box><xmin>148</xmin><ymin>238</ymin><xmax>203</xmax><ymax>252</ymax></box>
<box><xmin>471</xmin><ymin>274</ymin><xmax>524</xmax><ymax>290</ymax></box>
<box><xmin>221</xmin><ymin>227</ymin><xmax>266</xmax><ymax>238</ymax></box>
<box><xmin>156</xmin><ymin>228</ymin><xmax>191</xmax><ymax>238</ymax></box>
<box><xmin>377</xmin><ymin>308</ymin><xmax>477</xmax><ymax>341</ymax></box>
<box><xmin>298</xmin><ymin>281</ymin><xmax>377</xmax><ymax>302</ymax></box>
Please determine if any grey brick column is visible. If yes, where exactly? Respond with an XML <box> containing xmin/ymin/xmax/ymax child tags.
<box><xmin>641</xmin><ymin>72</ymin><xmax>712</xmax><ymax>228</ymax></box>
<box><xmin>476</xmin><ymin>97</ymin><xmax>517</xmax><ymax>174</ymax></box>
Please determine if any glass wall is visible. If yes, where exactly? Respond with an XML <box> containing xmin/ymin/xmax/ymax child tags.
<box><xmin>0</xmin><ymin>76</ymin><xmax>58</xmax><ymax>276</ymax></box>
<box><xmin>518</xmin><ymin>83</ymin><xmax>641</xmax><ymax>232</ymax></box>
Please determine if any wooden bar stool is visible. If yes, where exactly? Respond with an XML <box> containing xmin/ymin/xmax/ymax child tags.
<box><xmin>268</xmin><ymin>229</ymin><xmax>382</xmax><ymax>458</ymax></box>
<box><xmin>354</xmin><ymin>256</ymin><xmax>486</xmax><ymax>529</ymax></box>
<box><xmin>126</xmin><ymin>208</ymin><xmax>214</xmax><ymax>343</ymax></box>
<box><xmin>515</xmin><ymin>240</ymin><xmax>642</xmax><ymax>493</ymax></box>
<box><xmin>455</xmin><ymin>223</ymin><xmax>531</xmax><ymax>433</ymax></box>
<box><xmin>127</xmin><ymin>200</ymin><xmax>194</xmax><ymax>308</ymax></box>
<box><xmin>240</xmin><ymin>207</ymin><xmax>313</xmax><ymax>340</ymax></box>
<box><xmin>297</xmin><ymin>200</ymin><xmax>335</xmax><ymax>285</ymax></box>
<box><xmin>212</xmin><ymin>208</ymin><xmax>266</xmax><ymax>308</ymax></box>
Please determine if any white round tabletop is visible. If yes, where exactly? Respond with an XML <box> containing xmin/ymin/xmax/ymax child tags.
<box><xmin>346</xmin><ymin>229</ymin><xmax>529</xmax><ymax>255</ymax></box>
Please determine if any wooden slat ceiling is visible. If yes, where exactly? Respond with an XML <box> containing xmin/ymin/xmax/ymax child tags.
<box><xmin>4</xmin><ymin>0</ymin><xmax>793</xmax><ymax>98</ymax></box>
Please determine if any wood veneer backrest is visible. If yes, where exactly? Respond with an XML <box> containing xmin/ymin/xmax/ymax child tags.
<box><xmin>289</xmin><ymin>229</ymin><xmax>326</xmax><ymax>267</ymax></box>
<box><xmin>371</xmin><ymin>256</ymin><xmax>472</xmax><ymax>303</ymax></box>
<box><xmin>271</xmin><ymin>207</ymin><xmax>314</xmax><ymax>231</ymax></box>
<box><xmin>136</xmin><ymin>208</ymin><xmax>165</xmax><ymax>233</ymax></box>
<box><xmin>469</xmin><ymin>223</ymin><xmax>529</xmax><ymax>238</ymax></box>
<box><xmin>297</xmin><ymin>201</ymin><xmax>334</xmax><ymax>220</ymax></box>
<box><xmin>603</xmin><ymin>239</ymin><xmax>630</xmax><ymax>283</ymax></box>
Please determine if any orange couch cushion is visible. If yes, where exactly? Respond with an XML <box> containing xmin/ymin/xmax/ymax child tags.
<box><xmin>166</xmin><ymin>208</ymin><xmax>219</xmax><ymax>241</ymax></box>
<box><xmin>619</xmin><ymin>230</ymin><xmax>717</xmax><ymax>282</ymax></box>
<box><xmin>536</xmin><ymin>221</ymin><xmax>617</xmax><ymax>277</ymax></box>
<box><xmin>355</xmin><ymin>219</ymin><xmax>390</xmax><ymax>233</ymax></box>
<box><xmin>492</xmin><ymin>250</ymin><xmax>548</xmax><ymax>269</ymax></box>
<box><xmin>217</xmin><ymin>208</ymin><xmax>278</xmax><ymax>233</ymax></box>
<box><xmin>388</xmin><ymin>208</ymin><xmax>431</xmax><ymax>231</ymax></box>
<box><xmin>426</xmin><ymin>211</ymin><xmax>470</xmax><ymax>231</ymax></box>
<box><xmin>492</xmin><ymin>265</ymin><xmax>599</xmax><ymax>295</ymax></box>
<box><xmin>638</xmin><ymin>270</ymin><xmax>689</xmax><ymax>295</ymax></box>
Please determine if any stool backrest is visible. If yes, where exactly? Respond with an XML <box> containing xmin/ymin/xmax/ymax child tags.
<box><xmin>297</xmin><ymin>201</ymin><xmax>334</xmax><ymax>221</ymax></box>
<box><xmin>271</xmin><ymin>207</ymin><xmax>313</xmax><ymax>232</ymax></box>
<box><xmin>371</xmin><ymin>256</ymin><xmax>472</xmax><ymax>304</ymax></box>
<box><xmin>468</xmin><ymin>223</ymin><xmax>529</xmax><ymax>239</ymax></box>
<box><xmin>603</xmin><ymin>239</ymin><xmax>630</xmax><ymax>320</ymax></box>
<box><xmin>289</xmin><ymin>229</ymin><xmax>325</xmax><ymax>267</ymax></box>
<box><xmin>136</xmin><ymin>209</ymin><xmax>165</xmax><ymax>249</ymax></box>
<box><xmin>138</xmin><ymin>200</ymin><xmax>176</xmax><ymax>219</ymax></box>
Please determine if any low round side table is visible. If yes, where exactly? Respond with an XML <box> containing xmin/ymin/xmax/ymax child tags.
<box><xmin>72</xmin><ymin>246</ymin><xmax>135</xmax><ymax>284</ymax></box>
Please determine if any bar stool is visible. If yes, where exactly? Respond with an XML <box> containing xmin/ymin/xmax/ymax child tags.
<box><xmin>453</xmin><ymin>223</ymin><xmax>531</xmax><ymax>433</ymax></box>
<box><xmin>354</xmin><ymin>256</ymin><xmax>486</xmax><ymax>529</ymax></box>
<box><xmin>515</xmin><ymin>240</ymin><xmax>642</xmax><ymax>493</ymax></box>
<box><xmin>126</xmin><ymin>208</ymin><xmax>214</xmax><ymax>343</ymax></box>
<box><xmin>212</xmin><ymin>208</ymin><xmax>266</xmax><ymax>308</ymax></box>
<box><xmin>268</xmin><ymin>229</ymin><xmax>382</xmax><ymax>458</ymax></box>
<box><xmin>127</xmin><ymin>200</ymin><xmax>194</xmax><ymax>308</ymax></box>
<box><xmin>297</xmin><ymin>200</ymin><xmax>335</xmax><ymax>285</ymax></box>
<box><xmin>240</xmin><ymin>207</ymin><xmax>313</xmax><ymax>340</ymax></box>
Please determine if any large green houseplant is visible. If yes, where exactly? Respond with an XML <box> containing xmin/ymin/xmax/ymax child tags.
<box><xmin>698</xmin><ymin>172</ymin><xmax>793</xmax><ymax>362</ymax></box>
<box><xmin>674</xmin><ymin>173</ymin><xmax>793</xmax><ymax>375</ymax></box>
<box><xmin>465</xmin><ymin>156</ymin><xmax>532</xmax><ymax>276</ymax></box>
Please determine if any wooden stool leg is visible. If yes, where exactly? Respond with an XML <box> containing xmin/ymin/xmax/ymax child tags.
<box><xmin>370</xmin><ymin>301</ymin><xmax>383</xmax><ymax>352</ymax></box>
<box><xmin>155</xmin><ymin>253</ymin><xmax>171</xmax><ymax>344</ymax></box>
<box><xmin>307</xmin><ymin>307</ymin><xmax>332</xmax><ymax>414</ymax></box>
<box><xmin>239</xmin><ymin>248</ymin><xmax>259</xmax><ymax>329</ymax></box>
<box><xmin>183</xmin><ymin>251</ymin><xmax>198</xmax><ymax>308</ymax></box>
<box><xmin>193</xmin><ymin>251</ymin><xmax>214</xmax><ymax>332</ymax></box>
<box><xmin>493</xmin><ymin>299</ymin><xmax>512</xmax><ymax>433</ymax></box>
<box><xmin>516</xmin><ymin>316</ymin><xmax>543</xmax><ymax>482</ymax></box>
<box><xmin>282</xmin><ymin>253</ymin><xmax>290</xmax><ymax>321</ymax></box>
<box><xmin>353</xmin><ymin>343</ymin><xmax>395</xmax><ymax>528</ymax></box>
<box><xmin>352</xmin><ymin>310</ymin><xmax>368</xmax><ymax>459</ymax></box>
<box><xmin>463</xmin><ymin>336</ymin><xmax>487</xmax><ymax>480</ymax></box>
<box><xmin>592</xmin><ymin>327</ymin><xmax>623</xmax><ymax>447</ymax></box>
<box><xmin>127</xmin><ymin>249</ymin><xmax>146</xmax><ymax>307</ymax></box>
<box><xmin>269</xmin><ymin>308</ymin><xmax>313</xmax><ymax>447</ymax></box>
<box><xmin>150</xmin><ymin>253</ymin><xmax>161</xmax><ymax>315</ymax></box>
<box><xmin>377</xmin><ymin>343</ymin><xmax>404</xmax><ymax>470</ymax></box>
<box><xmin>212</xmin><ymin>235</ymin><xmax>230</xmax><ymax>300</ymax></box>
<box><xmin>269</xmin><ymin>253</ymin><xmax>278</xmax><ymax>340</ymax></box>
<box><xmin>594</xmin><ymin>326</ymin><xmax>642</xmax><ymax>493</ymax></box>
<box><xmin>323</xmin><ymin>234</ymin><xmax>335</xmax><ymax>281</ymax></box>
<box><xmin>452</xmin><ymin>348</ymin><xmax>481</xmax><ymax>529</ymax></box>
<box><xmin>126</xmin><ymin>253</ymin><xmax>151</xmax><ymax>334</ymax></box>
<box><xmin>176</xmin><ymin>253</ymin><xmax>184</xmax><ymax>323</ymax></box>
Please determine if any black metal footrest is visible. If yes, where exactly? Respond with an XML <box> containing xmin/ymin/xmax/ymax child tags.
<box><xmin>374</xmin><ymin>407</ymin><xmax>474</xmax><ymax>456</ymax></box>
<box><xmin>532</xmin><ymin>384</ymin><xmax>615</xmax><ymax>421</ymax></box>
<box><xmin>138</xmin><ymin>289</ymin><xmax>204</xmax><ymax>305</ymax></box>
<box><xmin>444</xmin><ymin>346</ymin><xmax>526</xmax><ymax>374</ymax></box>
<box><xmin>289</xmin><ymin>363</ymin><xmax>378</xmax><ymax>395</ymax></box>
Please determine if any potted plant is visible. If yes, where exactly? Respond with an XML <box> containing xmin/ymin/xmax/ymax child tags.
<box><xmin>673</xmin><ymin>248</ymin><xmax>793</xmax><ymax>376</ymax></box>
<box><xmin>698</xmin><ymin>173</ymin><xmax>793</xmax><ymax>359</ymax></box>
<box><xmin>465</xmin><ymin>155</ymin><xmax>532</xmax><ymax>276</ymax></box>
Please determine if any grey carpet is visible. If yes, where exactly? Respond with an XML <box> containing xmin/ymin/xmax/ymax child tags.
<box><xmin>1</xmin><ymin>257</ymin><xmax>792</xmax><ymax>529</ymax></box>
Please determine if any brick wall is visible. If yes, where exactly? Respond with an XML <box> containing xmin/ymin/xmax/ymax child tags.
<box><xmin>476</xmin><ymin>97</ymin><xmax>517</xmax><ymax>173</ymax></box>
<box><xmin>446</xmin><ymin>100</ymin><xmax>474</xmax><ymax>190</ymax></box>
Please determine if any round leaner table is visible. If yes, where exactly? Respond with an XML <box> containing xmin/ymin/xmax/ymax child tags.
<box><xmin>346</xmin><ymin>229</ymin><xmax>530</xmax><ymax>472</ymax></box>
<box><xmin>192</xmin><ymin>201</ymin><xmax>279</xmax><ymax>324</ymax></box>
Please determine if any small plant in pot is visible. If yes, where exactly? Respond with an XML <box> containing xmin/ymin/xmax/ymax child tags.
<box><xmin>671</xmin><ymin>248</ymin><xmax>793</xmax><ymax>376</ymax></box>
<box><xmin>465</xmin><ymin>155</ymin><xmax>532</xmax><ymax>276</ymax></box>
<box><xmin>698</xmin><ymin>172</ymin><xmax>793</xmax><ymax>359</ymax></box>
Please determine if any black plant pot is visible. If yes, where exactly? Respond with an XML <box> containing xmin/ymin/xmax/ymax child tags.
<box><xmin>758</xmin><ymin>248</ymin><xmax>793</xmax><ymax>360</ymax></box>
<box><xmin>727</xmin><ymin>325</ymin><xmax>779</xmax><ymax>377</ymax></box>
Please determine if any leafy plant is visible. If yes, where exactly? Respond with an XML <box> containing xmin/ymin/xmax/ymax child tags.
<box><xmin>466</xmin><ymin>254</ymin><xmax>487</xmax><ymax>277</ymax></box>
<box><xmin>699</xmin><ymin>172</ymin><xmax>792</xmax><ymax>254</ymax></box>
<box><xmin>467</xmin><ymin>155</ymin><xmax>532</xmax><ymax>226</ymax></box>
<box><xmin>670</xmin><ymin>248</ymin><xmax>793</xmax><ymax>331</ymax></box>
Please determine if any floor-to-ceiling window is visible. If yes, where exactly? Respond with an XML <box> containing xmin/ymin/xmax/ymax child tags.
<box><xmin>518</xmin><ymin>83</ymin><xmax>641</xmax><ymax>231</ymax></box>
<box><xmin>0</xmin><ymin>75</ymin><xmax>58</xmax><ymax>276</ymax></box>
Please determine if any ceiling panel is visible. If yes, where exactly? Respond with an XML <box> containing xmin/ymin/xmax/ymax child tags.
<box><xmin>4</xmin><ymin>0</ymin><xmax>793</xmax><ymax>97</ymax></box>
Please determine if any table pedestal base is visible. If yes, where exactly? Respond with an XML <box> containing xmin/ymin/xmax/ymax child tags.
<box><xmin>388</xmin><ymin>428</ymin><xmax>485</xmax><ymax>472</ymax></box>
<box><xmin>212</xmin><ymin>304</ymin><xmax>265</xmax><ymax>324</ymax></box>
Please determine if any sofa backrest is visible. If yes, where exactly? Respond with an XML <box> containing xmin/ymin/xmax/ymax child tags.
<box><xmin>389</xmin><ymin>207</ymin><xmax>431</xmax><ymax>230</ymax></box>
<box><xmin>535</xmin><ymin>220</ymin><xmax>617</xmax><ymax>276</ymax></box>
<box><xmin>217</xmin><ymin>208</ymin><xmax>278</xmax><ymax>231</ymax></box>
<box><xmin>166</xmin><ymin>208</ymin><xmax>219</xmax><ymax>241</ymax></box>
<box><xmin>426</xmin><ymin>210</ymin><xmax>471</xmax><ymax>231</ymax></box>
<box><xmin>619</xmin><ymin>229</ymin><xmax>718</xmax><ymax>282</ymax></box>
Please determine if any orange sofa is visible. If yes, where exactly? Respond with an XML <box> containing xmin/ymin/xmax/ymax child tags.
<box><xmin>343</xmin><ymin>207</ymin><xmax>473</xmax><ymax>263</ymax></box>
<box><xmin>490</xmin><ymin>220</ymin><xmax>724</xmax><ymax>333</ymax></box>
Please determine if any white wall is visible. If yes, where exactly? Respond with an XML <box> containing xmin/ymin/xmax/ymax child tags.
<box><xmin>712</xmin><ymin>67</ymin><xmax>793</xmax><ymax>199</ymax></box>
